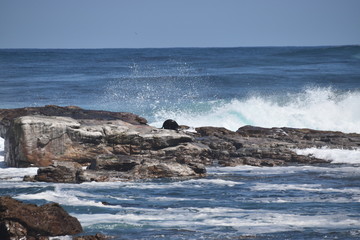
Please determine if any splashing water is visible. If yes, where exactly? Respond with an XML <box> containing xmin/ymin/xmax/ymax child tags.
<box><xmin>151</xmin><ymin>87</ymin><xmax>360</xmax><ymax>133</ymax></box>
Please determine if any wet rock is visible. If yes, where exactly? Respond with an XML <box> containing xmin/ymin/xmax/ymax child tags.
<box><xmin>32</xmin><ymin>161</ymin><xmax>85</xmax><ymax>183</ymax></box>
<box><xmin>134</xmin><ymin>161</ymin><xmax>205</xmax><ymax>179</ymax></box>
<box><xmin>90</xmin><ymin>154</ymin><xmax>140</xmax><ymax>171</ymax></box>
<box><xmin>162</xmin><ymin>119</ymin><xmax>180</xmax><ymax>130</ymax></box>
<box><xmin>195</xmin><ymin>126</ymin><xmax>333</xmax><ymax>167</ymax></box>
<box><xmin>0</xmin><ymin>196</ymin><xmax>83</xmax><ymax>239</ymax></box>
<box><xmin>73</xmin><ymin>233</ymin><xmax>107</xmax><ymax>240</ymax></box>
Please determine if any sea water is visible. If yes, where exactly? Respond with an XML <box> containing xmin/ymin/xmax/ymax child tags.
<box><xmin>1</xmin><ymin>46</ymin><xmax>360</xmax><ymax>239</ymax></box>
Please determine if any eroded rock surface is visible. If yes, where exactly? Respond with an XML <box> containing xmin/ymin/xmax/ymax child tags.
<box><xmin>0</xmin><ymin>196</ymin><xmax>83</xmax><ymax>239</ymax></box>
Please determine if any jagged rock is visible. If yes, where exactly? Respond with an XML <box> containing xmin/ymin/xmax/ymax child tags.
<box><xmin>32</xmin><ymin>161</ymin><xmax>85</xmax><ymax>183</ymax></box>
<box><xmin>90</xmin><ymin>154</ymin><xmax>141</xmax><ymax>171</ymax></box>
<box><xmin>2</xmin><ymin>106</ymin><xmax>360</xmax><ymax>183</ymax></box>
<box><xmin>1</xmin><ymin>114</ymin><xmax>193</xmax><ymax>168</ymax></box>
<box><xmin>134</xmin><ymin>161</ymin><xmax>205</xmax><ymax>179</ymax></box>
<box><xmin>0</xmin><ymin>196</ymin><xmax>83</xmax><ymax>239</ymax></box>
<box><xmin>74</xmin><ymin>233</ymin><xmax>107</xmax><ymax>240</ymax></box>
<box><xmin>237</xmin><ymin>125</ymin><xmax>360</xmax><ymax>149</ymax></box>
<box><xmin>195</xmin><ymin>126</ymin><xmax>332</xmax><ymax>166</ymax></box>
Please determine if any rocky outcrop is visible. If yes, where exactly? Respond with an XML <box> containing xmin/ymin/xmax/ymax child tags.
<box><xmin>0</xmin><ymin>106</ymin><xmax>206</xmax><ymax>182</ymax></box>
<box><xmin>1</xmin><ymin>114</ymin><xmax>193</xmax><ymax>167</ymax></box>
<box><xmin>0</xmin><ymin>196</ymin><xmax>83</xmax><ymax>239</ymax></box>
<box><xmin>1</xmin><ymin>106</ymin><xmax>360</xmax><ymax>183</ymax></box>
<box><xmin>194</xmin><ymin>125</ymin><xmax>360</xmax><ymax>167</ymax></box>
<box><xmin>236</xmin><ymin>125</ymin><xmax>360</xmax><ymax>149</ymax></box>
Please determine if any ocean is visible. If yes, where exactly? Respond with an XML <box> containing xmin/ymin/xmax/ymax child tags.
<box><xmin>1</xmin><ymin>46</ymin><xmax>360</xmax><ymax>239</ymax></box>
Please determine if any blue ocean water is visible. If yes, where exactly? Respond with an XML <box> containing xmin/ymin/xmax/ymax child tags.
<box><xmin>1</xmin><ymin>46</ymin><xmax>360</xmax><ymax>239</ymax></box>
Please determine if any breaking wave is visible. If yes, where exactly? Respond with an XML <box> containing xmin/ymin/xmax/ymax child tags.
<box><xmin>151</xmin><ymin>87</ymin><xmax>360</xmax><ymax>133</ymax></box>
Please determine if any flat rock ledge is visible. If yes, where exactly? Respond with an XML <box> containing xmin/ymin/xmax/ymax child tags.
<box><xmin>1</xmin><ymin>105</ymin><xmax>360</xmax><ymax>183</ymax></box>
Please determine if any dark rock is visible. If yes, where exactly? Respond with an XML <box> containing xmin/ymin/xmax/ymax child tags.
<box><xmin>90</xmin><ymin>154</ymin><xmax>140</xmax><ymax>171</ymax></box>
<box><xmin>73</xmin><ymin>233</ymin><xmax>107</xmax><ymax>240</ymax></box>
<box><xmin>0</xmin><ymin>220</ymin><xmax>28</xmax><ymax>239</ymax></box>
<box><xmin>0</xmin><ymin>196</ymin><xmax>83</xmax><ymax>239</ymax></box>
<box><xmin>162</xmin><ymin>119</ymin><xmax>180</xmax><ymax>130</ymax></box>
<box><xmin>33</xmin><ymin>161</ymin><xmax>85</xmax><ymax>183</ymax></box>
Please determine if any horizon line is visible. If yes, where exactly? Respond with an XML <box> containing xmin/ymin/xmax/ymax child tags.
<box><xmin>1</xmin><ymin>44</ymin><xmax>359</xmax><ymax>50</ymax></box>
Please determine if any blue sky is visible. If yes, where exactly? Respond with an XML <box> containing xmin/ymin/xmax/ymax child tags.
<box><xmin>1</xmin><ymin>0</ymin><xmax>359</xmax><ymax>48</ymax></box>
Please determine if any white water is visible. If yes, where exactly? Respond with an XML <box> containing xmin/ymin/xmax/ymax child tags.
<box><xmin>152</xmin><ymin>87</ymin><xmax>360</xmax><ymax>133</ymax></box>
<box><xmin>295</xmin><ymin>147</ymin><xmax>360</xmax><ymax>164</ymax></box>
<box><xmin>75</xmin><ymin>207</ymin><xmax>360</xmax><ymax>234</ymax></box>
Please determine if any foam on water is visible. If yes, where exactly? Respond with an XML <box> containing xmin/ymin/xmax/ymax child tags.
<box><xmin>75</xmin><ymin>207</ymin><xmax>360</xmax><ymax>234</ymax></box>
<box><xmin>252</xmin><ymin>183</ymin><xmax>360</xmax><ymax>194</ymax></box>
<box><xmin>152</xmin><ymin>87</ymin><xmax>360</xmax><ymax>133</ymax></box>
<box><xmin>295</xmin><ymin>147</ymin><xmax>360</xmax><ymax>164</ymax></box>
<box><xmin>208</xmin><ymin>164</ymin><xmax>360</xmax><ymax>176</ymax></box>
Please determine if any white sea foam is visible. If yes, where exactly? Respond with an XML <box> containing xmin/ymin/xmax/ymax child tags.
<box><xmin>152</xmin><ymin>87</ymin><xmax>360</xmax><ymax>133</ymax></box>
<box><xmin>76</xmin><ymin>207</ymin><xmax>360</xmax><ymax>234</ymax></box>
<box><xmin>295</xmin><ymin>147</ymin><xmax>360</xmax><ymax>164</ymax></box>
<box><xmin>16</xmin><ymin>185</ymin><xmax>122</xmax><ymax>208</ymax></box>
<box><xmin>252</xmin><ymin>183</ymin><xmax>360</xmax><ymax>194</ymax></box>
<box><xmin>208</xmin><ymin>164</ymin><xmax>360</xmax><ymax>175</ymax></box>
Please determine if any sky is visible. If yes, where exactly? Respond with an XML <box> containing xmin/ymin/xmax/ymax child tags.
<box><xmin>1</xmin><ymin>0</ymin><xmax>360</xmax><ymax>48</ymax></box>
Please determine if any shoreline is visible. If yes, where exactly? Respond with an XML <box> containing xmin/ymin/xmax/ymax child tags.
<box><xmin>1</xmin><ymin>105</ymin><xmax>359</xmax><ymax>183</ymax></box>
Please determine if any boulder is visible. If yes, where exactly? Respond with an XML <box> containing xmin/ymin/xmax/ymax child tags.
<box><xmin>74</xmin><ymin>234</ymin><xmax>107</xmax><ymax>240</ymax></box>
<box><xmin>30</xmin><ymin>161</ymin><xmax>85</xmax><ymax>183</ymax></box>
<box><xmin>162</xmin><ymin>119</ymin><xmax>180</xmax><ymax>130</ymax></box>
<box><xmin>0</xmin><ymin>196</ymin><xmax>83</xmax><ymax>239</ymax></box>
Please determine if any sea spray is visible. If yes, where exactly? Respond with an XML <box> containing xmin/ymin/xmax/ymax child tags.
<box><xmin>295</xmin><ymin>147</ymin><xmax>360</xmax><ymax>164</ymax></box>
<box><xmin>151</xmin><ymin>87</ymin><xmax>360</xmax><ymax>133</ymax></box>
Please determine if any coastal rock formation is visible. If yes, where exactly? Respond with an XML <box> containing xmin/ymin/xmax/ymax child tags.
<box><xmin>0</xmin><ymin>196</ymin><xmax>83</xmax><ymax>239</ymax></box>
<box><xmin>1</xmin><ymin>105</ymin><xmax>360</xmax><ymax>183</ymax></box>
<box><xmin>194</xmin><ymin>125</ymin><xmax>360</xmax><ymax>167</ymax></box>
<box><xmin>0</xmin><ymin>106</ymin><xmax>206</xmax><ymax>182</ymax></box>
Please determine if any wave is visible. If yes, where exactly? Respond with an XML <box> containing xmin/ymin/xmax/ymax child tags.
<box><xmin>295</xmin><ymin>147</ymin><xmax>360</xmax><ymax>164</ymax></box>
<box><xmin>151</xmin><ymin>87</ymin><xmax>360</xmax><ymax>133</ymax></box>
<box><xmin>75</xmin><ymin>208</ymin><xmax>360</xmax><ymax>234</ymax></box>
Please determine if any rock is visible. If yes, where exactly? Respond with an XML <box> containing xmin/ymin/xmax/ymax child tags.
<box><xmin>90</xmin><ymin>154</ymin><xmax>140</xmax><ymax>171</ymax></box>
<box><xmin>74</xmin><ymin>233</ymin><xmax>107</xmax><ymax>240</ymax></box>
<box><xmin>32</xmin><ymin>161</ymin><xmax>85</xmax><ymax>183</ymax></box>
<box><xmin>2</xmin><ymin>106</ymin><xmax>360</xmax><ymax>183</ymax></box>
<box><xmin>237</xmin><ymin>125</ymin><xmax>360</xmax><ymax>149</ymax></box>
<box><xmin>0</xmin><ymin>196</ymin><xmax>83</xmax><ymax>239</ymax></box>
<box><xmin>195</xmin><ymin>126</ymin><xmax>334</xmax><ymax>167</ymax></box>
<box><xmin>162</xmin><ymin>119</ymin><xmax>180</xmax><ymax>130</ymax></box>
<box><xmin>0</xmin><ymin>105</ymin><xmax>147</xmax><ymax>131</ymax></box>
<box><xmin>2</xmin><ymin>114</ymin><xmax>193</xmax><ymax>168</ymax></box>
<box><xmin>0</xmin><ymin>220</ymin><xmax>28</xmax><ymax>240</ymax></box>
<box><xmin>135</xmin><ymin>161</ymin><xmax>205</xmax><ymax>179</ymax></box>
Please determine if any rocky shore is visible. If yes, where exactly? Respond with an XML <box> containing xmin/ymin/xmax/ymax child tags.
<box><xmin>1</xmin><ymin>105</ymin><xmax>360</xmax><ymax>239</ymax></box>
<box><xmin>1</xmin><ymin>105</ymin><xmax>359</xmax><ymax>184</ymax></box>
